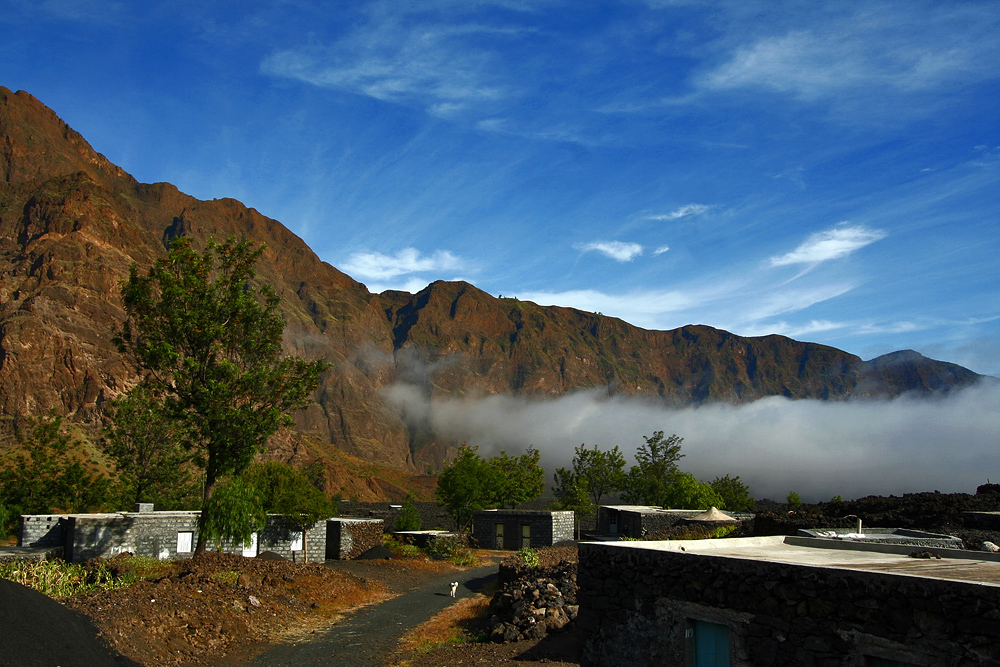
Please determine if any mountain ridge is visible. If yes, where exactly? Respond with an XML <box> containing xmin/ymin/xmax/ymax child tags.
<box><xmin>0</xmin><ymin>87</ymin><xmax>986</xmax><ymax>488</ymax></box>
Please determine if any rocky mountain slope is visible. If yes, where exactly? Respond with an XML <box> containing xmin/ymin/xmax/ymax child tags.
<box><xmin>0</xmin><ymin>87</ymin><xmax>986</xmax><ymax>482</ymax></box>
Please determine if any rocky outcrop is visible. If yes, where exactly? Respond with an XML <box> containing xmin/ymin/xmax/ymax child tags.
<box><xmin>487</xmin><ymin>560</ymin><xmax>579</xmax><ymax>642</ymax></box>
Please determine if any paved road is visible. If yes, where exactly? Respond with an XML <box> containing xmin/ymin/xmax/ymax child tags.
<box><xmin>231</xmin><ymin>565</ymin><xmax>498</xmax><ymax>667</ymax></box>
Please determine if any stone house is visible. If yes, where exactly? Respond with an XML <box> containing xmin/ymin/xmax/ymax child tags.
<box><xmin>597</xmin><ymin>505</ymin><xmax>753</xmax><ymax>538</ymax></box>
<box><xmin>577</xmin><ymin>535</ymin><xmax>1000</xmax><ymax>666</ymax></box>
<box><xmin>19</xmin><ymin>506</ymin><xmax>383</xmax><ymax>562</ymax></box>
<box><xmin>472</xmin><ymin>510</ymin><xmax>574</xmax><ymax>550</ymax></box>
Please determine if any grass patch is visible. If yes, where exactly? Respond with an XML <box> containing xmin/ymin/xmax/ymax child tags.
<box><xmin>395</xmin><ymin>592</ymin><xmax>494</xmax><ymax>659</ymax></box>
<box><xmin>0</xmin><ymin>553</ymin><xmax>175</xmax><ymax>599</ymax></box>
<box><xmin>210</xmin><ymin>569</ymin><xmax>240</xmax><ymax>585</ymax></box>
<box><xmin>0</xmin><ymin>559</ymin><xmax>126</xmax><ymax>598</ymax></box>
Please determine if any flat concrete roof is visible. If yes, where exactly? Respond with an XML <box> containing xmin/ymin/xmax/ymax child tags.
<box><xmin>585</xmin><ymin>536</ymin><xmax>1000</xmax><ymax>587</ymax></box>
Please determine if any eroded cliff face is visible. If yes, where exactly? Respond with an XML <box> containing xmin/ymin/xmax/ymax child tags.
<box><xmin>0</xmin><ymin>88</ymin><xmax>985</xmax><ymax>477</ymax></box>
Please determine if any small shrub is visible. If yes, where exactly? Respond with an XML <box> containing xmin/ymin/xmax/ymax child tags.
<box><xmin>450</xmin><ymin>547</ymin><xmax>477</xmax><ymax>567</ymax></box>
<box><xmin>211</xmin><ymin>570</ymin><xmax>240</xmax><ymax>585</ymax></box>
<box><xmin>383</xmin><ymin>535</ymin><xmax>424</xmax><ymax>559</ymax></box>
<box><xmin>709</xmin><ymin>525</ymin><xmax>737</xmax><ymax>539</ymax></box>
<box><xmin>425</xmin><ymin>535</ymin><xmax>462</xmax><ymax>560</ymax></box>
<box><xmin>515</xmin><ymin>546</ymin><xmax>540</xmax><ymax>568</ymax></box>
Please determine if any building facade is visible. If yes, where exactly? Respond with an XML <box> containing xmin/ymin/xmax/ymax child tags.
<box><xmin>18</xmin><ymin>507</ymin><xmax>382</xmax><ymax>562</ymax></box>
<box><xmin>472</xmin><ymin>510</ymin><xmax>574</xmax><ymax>550</ymax></box>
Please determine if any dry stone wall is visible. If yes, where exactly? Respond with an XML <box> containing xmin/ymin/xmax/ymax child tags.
<box><xmin>326</xmin><ymin>518</ymin><xmax>383</xmax><ymax>559</ymax></box>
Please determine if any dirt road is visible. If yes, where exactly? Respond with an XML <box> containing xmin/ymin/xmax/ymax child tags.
<box><xmin>219</xmin><ymin>564</ymin><xmax>498</xmax><ymax>667</ymax></box>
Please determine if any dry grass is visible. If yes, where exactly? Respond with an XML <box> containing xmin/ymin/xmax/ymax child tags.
<box><xmin>391</xmin><ymin>592</ymin><xmax>494</xmax><ymax>665</ymax></box>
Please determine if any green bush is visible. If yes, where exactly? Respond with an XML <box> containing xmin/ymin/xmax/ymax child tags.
<box><xmin>516</xmin><ymin>546</ymin><xmax>540</xmax><ymax>568</ymax></box>
<box><xmin>382</xmin><ymin>535</ymin><xmax>424</xmax><ymax>559</ymax></box>
<box><xmin>786</xmin><ymin>491</ymin><xmax>803</xmax><ymax>509</ymax></box>
<box><xmin>425</xmin><ymin>535</ymin><xmax>463</xmax><ymax>559</ymax></box>
<box><xmin>450</xmin><ymin>547</ymin><xmax>477</xmax><ymax>567</ymax></box>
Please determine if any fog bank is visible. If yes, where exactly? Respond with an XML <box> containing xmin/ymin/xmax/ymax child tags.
<box><xmin>381</xmin><ymin>381</ymin><xmax>1000</xmax><ymax>502</ymax></box>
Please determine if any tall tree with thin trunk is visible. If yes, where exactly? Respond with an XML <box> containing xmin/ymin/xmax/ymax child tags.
<box><xmin>115</xmin><ymin>236</ymin><xmax>328</xmax><ymax>555</ymax></box>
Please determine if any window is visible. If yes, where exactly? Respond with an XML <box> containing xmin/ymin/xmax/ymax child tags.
<box><xmin>690</xmin><ymin>619</ymin><xmax>730</xmax><ymax>667</ymax></box>
<box><xmin>176</xmin><ymin>531</ymin><xmax>193</xmax><ymax>553</ymax></box>
<box><xmin>521</xmin><ymin>524</ymin><xmax>531</xmax><ymax>549</ymax></box>
<box><xmin>290</xmin><ymin>531</ymin><xmax>304</xmax><ymax>552</ymax></box>
<box><xmin>494</xmin><ymin>523</ymin><xmax>504</xmax><ymax>549</ymax></box>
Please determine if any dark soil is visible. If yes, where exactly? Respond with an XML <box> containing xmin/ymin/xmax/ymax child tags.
<box><xmin>0</xmin><ymin>577</ymin><xmax>141</xmax><ymax>667</ymax></box>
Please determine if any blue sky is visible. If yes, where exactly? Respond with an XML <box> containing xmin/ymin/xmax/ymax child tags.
<box><xmin>3</xmin><ymin>0</ymin><xmax>998</xmax><ymax>375</ymax></box>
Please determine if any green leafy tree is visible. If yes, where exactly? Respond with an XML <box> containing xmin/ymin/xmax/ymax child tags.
<box><xmin>101</xmin><ymin>384</ymin><xmax>198</xmax><ymax>510</ymax></box>
<box><xmin>620</xmin><ymin>431</ymin><xmax>685</xmax><ymax>507</ymax></box>
<box><xmin>661</xmin><ymin>472</ymin><xmax>723</xmax><ymax>509</ymax></box>
<box><xmin>114</xmin><ymin>236</ymin><xmax>329</xmax><ymax>554</ymax></box>
<box><xmin>241</xmin><ymin>461</ymin><xmax>332</xmax><ymax>562</ymax></box>
<box><xmin>435</xmin><ymin>446</ymin><xmax>500</xmax><ymax>531</ymax></box>
<box><xmin>786</xmin><ymin>491</ymin><xmax>803</xmax><ymax>509</ymax></box>
<box><xmin>489</xmin><ymin>447</ymin><xmax>545</xmax><ymax>509</ymax></box>
<box><xmin>199</xmin><ymin>475</ymin><xmax>266</xmax><ymax>550</ymax></box>
<box><xmin>571</xmin><ymin>443</ymin><xmax>626</xmax><ymax>508</ymax></box>
<box><xmin>551</xmin><ymin>467</ymin><xmax>592</xmax><ymax>538</ymax></box>
<box><xmin>395</xmin><ymin>493</ymin><xmax>422</xmax><ymax>531</ymax></box>
<box><xmin>710</xmin><ymin>474</ymin><xmax>755</xmax><ymax>512</ymax></box>
<box><xmin>0</xmin><ymin>414</ymin><xmax>111</xmax><ymax>534</ymax></box>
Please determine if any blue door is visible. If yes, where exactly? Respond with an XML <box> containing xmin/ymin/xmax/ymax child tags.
<box><xmin>693</xmin><ymin>620</ymin><xmax>730</xmax><ymax>667</ymax></box>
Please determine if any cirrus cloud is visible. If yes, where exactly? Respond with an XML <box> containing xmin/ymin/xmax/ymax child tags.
<box><xmin>573</xmin><ymin>240</ymin><xmax>644</xmax><ymax>262</ymax></box>
<box><xmin>770</xmin><ymin>223</ymin><xmax>887</xmax><ymax>267</ymax></box>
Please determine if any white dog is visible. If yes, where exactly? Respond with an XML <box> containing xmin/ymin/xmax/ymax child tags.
<box><xmin>449</xmin><ymin>581</ymin><xmax>459</xmax><ymax>597</ymax></box>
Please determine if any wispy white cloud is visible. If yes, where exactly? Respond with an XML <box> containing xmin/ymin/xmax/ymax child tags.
<box><xmin>573</xmin><ymin>240</ymin><xmax>644</xmax><ymax>262</ymax></box>
<box><xmin>653</xmin><ymin>245</ymin><xmax>670</xmax><ymax>255</ymax></box>
<box><xmin>260</xmin><ymin>20</ymin><xmax>519</xmax><ymax>111</ymax></box>
<box><xmin>698</xmin><ymin>8</ymin><xmax>1000</xmax><ymax>103</ymax></box>
<box><xmin>518</xmin><ymin>276</ymin><xmax>855</xmax><ymax>334</ymax></box>
<box><xmin>769</xmin><ymin>223</ymin><xmax>887</xmax><ymax>267</ymax></box>
<box><xmin>340</xmin><ymin>247</ymin><xmax>465</xmax><ymax>280</ymax></box>
<box><xmin>648</xmin><ymin>203</ymin><xmax>710</xmax><ymax>221</ymax></box>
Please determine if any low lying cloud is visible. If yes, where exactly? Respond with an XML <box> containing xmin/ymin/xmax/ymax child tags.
<box><xmin>769</xmin><ymin>223</ymin><xmax>887</xmax><ymax>267</ymax></box>
<box><xmin>381</xmin><ymin>381</ymin><xmax>1000</xmax><ymax>502</ymax></box>
<box><xmin>573</xmin><ymin>240</ymin><xmax>643</xmax><ymax>262</ymax></box>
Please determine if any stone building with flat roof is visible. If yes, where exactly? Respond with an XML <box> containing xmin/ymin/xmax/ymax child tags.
<box><xmin>472</xmin><ymin>510</ymin><xmax>574</xmax><ymax>550</ymax></box>
<box><xmin>578</xmin><ymin>535</ymin><xmax>1000</xmax><ymax>666</ymax></box>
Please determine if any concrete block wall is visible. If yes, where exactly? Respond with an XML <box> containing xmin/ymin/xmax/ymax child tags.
<box><xmin>577</xmin><ymin>542</ymin><xmax>1000</xmax><ymax>667</ymax></box>
<box><xmin>256</xmin><ymin>517</ymin><xmax>328</xmax><ymax>563</ymax></box>
<box><xmin>472</xmin><ymin>511</ymin><xmax>575</xmax><ymax>550</ymax></box>
<box><xmin>19</xmin><ymin>515</ymin><xmax>67</xmax><ymax>549</ymax></box>
<box><xmin>326</xmin><ymin>518</ymin><xmax>384</xmax><ymax>560</ymax></box>
<box><xmin>67</xmin><ymin>512</ymin><xmax>203</xmax><ymax>562</ymax></box>
<box><xmin>22</xmin><ymin>511</ymin><xmax>332</xmax><ymax>562</ymax></box>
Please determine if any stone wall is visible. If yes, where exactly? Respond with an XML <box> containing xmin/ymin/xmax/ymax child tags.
<box><xmin>472</xmin><ymin>511</ymin><xmax>574</xmax><ymax>550</ymax></box>
<box><xmin>326</xmin><ymin>518</ymin><xmax>384</xmax><ymax>560</ymax></box>
<box><xmin>578</xmin><ymin>542</ymin><xmax>1000</xmax><ymax>667</ymax></box>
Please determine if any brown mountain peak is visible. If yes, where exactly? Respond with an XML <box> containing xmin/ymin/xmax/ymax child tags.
<box><xmin>0</xmin><ymin>87</ymin><xmax>135</xmax><ymax>188</ymax></box>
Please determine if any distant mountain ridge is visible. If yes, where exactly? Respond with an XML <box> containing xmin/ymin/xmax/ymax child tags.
<box><xmin>0</xmin><ymin>87</ymin><xmax>986</xmax><ymax>483</ymax></box>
